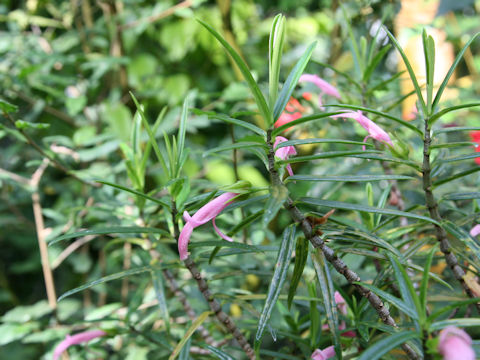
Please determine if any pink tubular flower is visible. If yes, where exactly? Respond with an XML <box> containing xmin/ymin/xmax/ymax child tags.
<box><xmin>311</xmin><ymin>345</ymin><xmax>335</xmax><ymax>360</ymax></box>
<box><xmin>178</xmin><ymin>192</ymin><xmax>238</xmax><ymax>260</ymax></box>
<box><xmin>470</xmin><ymin>131</ymin><xmax>480</xmax><ymax>165</ymax></box>
<box><xmin>299</xmin><ymin>74</ymin><xmax>341</xmax><ymax>110</ymax></box>
<box><xmin>438</xmin><ymin>326</ymin><xmax>475</xmax><ymax>360</ymax></box>
<box><xmin>53</xmin><ymin>330</ymin><xmax>106</xmax><ymax>360</ymax></box>
<box><xmin>331</xmin><ymin>110</ymin><xmax>393</xmax><ymax>148</ymax></box>
<box><xmin>274</xmin><ymin>136</ymin><xmax>297</xmax><ymax>177</ymax></box>
<box><xmin>321</xmin><ymin>291</ymin><xmax>356</xmax><ymax>338</ymax></box>
<box><xmin>470</xmin><ymin>224</ymin><xmax>480</xmax><ymax>237</ymax></box>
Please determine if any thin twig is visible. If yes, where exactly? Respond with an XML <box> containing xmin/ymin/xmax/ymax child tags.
<box><xmin>31</xmin><ymin>159</ymin><xmax>58</xmax><ymax>310</ymax></box>
<box><xmin>1</xmin><ymin>110</ymin><xmax>99</xmax><ymax>187</ymax></box>
<box><xmin>172</xmin><ymin>201</ymin><xmax>255</xmax><ymax>360</ymax></box>
<box><xmin>422</xmin><ymin>121</ymin><xmax>480</xmax><ymax>313</ymax></box>
<box><xmin>266</xmin><ymin>129</ymin><xmax>419</xmax><ymax>360</ymax></box>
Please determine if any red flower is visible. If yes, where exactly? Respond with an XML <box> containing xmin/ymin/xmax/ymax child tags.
<box><xmin>470</xmin><ymin>131</ymin><xmax>480</xmax><ymax>165</ymax></box>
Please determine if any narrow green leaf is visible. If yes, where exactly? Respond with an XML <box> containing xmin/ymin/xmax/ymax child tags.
<box><xmin>151</xmin><ymin>270</ymin><xmax>170</xmax><ymax>333</ymax></box>
<box><xmin>58</xmin><ymin>266</ymin><xmax>157</xmax><ymax>301</ymax></box>
<box><xmin>387</xmin><ymin>254</ymin><xmax>422</xmax><ymax>323</ymax></box>
<box><xmin>204</xmin><ymin>142</ymin><xmax>266</xmax><ymax>156</ymax></box>
<box><xmin>169</xmin><ymin>311</ymin><xmax>212</xmax><ymax>360</ymax></box>
<box><xmin>189</xmin><ymin>240</ymin><xmax>266</xmax><ymax>253</ymax></box>
<box><xmin>375</xmin><ymin>184</ymin><xmax>393</xmax><ymax>226</ymax></box>
<box><xmin>0</xmin><ymin>99</ymin><xmax>18</xmax><ymax>113</ymax></box>
<box><xmin>262</xmin><ymin>185</ymin><xmax>288</xmax><ymax>228</ymax></box>
<box><xmin>420</xmin><ymin>246</ymin><xmax>437</xmax><ymax>317</ymax></box>
<box><xmin>275</xmin><ymin>138</ymin><xmax>374</xmax><ymax>148</ymax></box>
<box><xmin>439</xmin><ymin>153</ymin><xmax>480</xmax><ymax>163</ymax></box>
<box><xmin>350</xmin><ymin>153</ymin><xmax>421</xmax><ymax>170</ymax></box>
<box><xmin>299</xmin><ymin>198</ymin><xmax>440</xmax><ymax>225</ymax></box>
<box><xmin>96</xmin><ymin>180</ymin><xmax>170</xmax><ymax>208</ymax></box>
<box><xmin>432</xmin><ymin>32</ymin><xmax>480</xmax><ymax>111</ymax></box>
<box><xmin>269</xmin><ymin>14</ymin><xmax>286</xmax><ymax>109</ymax></box>
<box><xmin>356</xmin><ymin>331</ymin><xmax>419</xmax><ymax>360</ymax></box>
<box><xmin>427</xmin><ymin>298</ymin><xmax>480</xmax><ymax>322</ymax></box>
<box><xmin>287</xmin><ymin>174</ymin><xmax>413</xmax><ymax>183</ymax></box>
<box><xmin>14</xmin><ymin>120</ymin><xmax>50</xmax><ymax>130</ymax></box>
<box><xmin>430</xmin><ymin>318</ymin><xmax>480</xmax><ymax>331</ymax></box>
<box><xmin>176</xmin><ymin>97</ymin><xmax>189</xmax><ymax>177</ymax></box>
<box><xmin>273</xmin><ymin>41</ymin><xmax>316</xmax><ymax>120</ymax></box>
<box><xmin>287</xmin><ymin>237</ymin><xmax>309</xmax><ymax>309</ymax></box>
<box><xmin>272</xmin><ymin>111</ymin><xmax>343</xmax><ymax>136</ymax></box>
<box><xmin>363</xmin><ymin>44</ymin><xmax>392</xmax><ymax>82</ymax></box>
<box><xmin>49</xmin><ymin>226</ymin><xmax>170</xmax><ymax>246</ymax></box>
<box><xmin>130</xmin><ymin>92</ymin><xmax>169</xmax><ymax>175</ymax></box>
<box><xmin>278</xmin><ymin>150</ymin><xmax>382</xmax><ymax>164</ymax></box>
<box><xmin>367</xmin><ymin>70</ymin><xmax>405</xmax><ymax>93</ymax></box>
<box><xmin>227</xmin><ymin>210</ymin><xmax>264</xmax><ymax>237</ymax></box>
<box><xmin>433</xmin><ymin>126</ymin><xmax>480</xmax><ymax>136</ymax></box>
<box><xmin>255</xmin><ymin>225</ymin><xmax>295</xmax><ymax>342</ymax></box>
<box><xmin>431</xmin><ymin>141</ymin><xmax>476</xmax><ymax>150</ymax></box>
<box><xmin>198</xmin><ymin>19</ymin><xmax>272</xmax><ymax>124</ymax></box>
<box><xmin>423</xmin><ymin>30</ymin><xmax>435</xmax><ymax>113</ymax></box>
<box><xmin>203</xmin><ymin>345</ymin><xmax>235</xmax><ymax>360</ymax></box>
<box><xmin>441</xmin><ymin>220</ymin><xmax>480</xmax><ymax>262</ymax></box>
<box><xmin>210</xmin><ymin>113</ymin><xmax>266</xmax><ymax>137</ymax></box>
<box><xmin>432</xmin><ymin>103</ymin><xmax>480</xmax><ymax>125</ymax></box>
<box><xmin>308</xmin><ymin>282</ymin><xmax>320</xmax><ymax>348</ymax></box>
<box><xmin>354</xmin><ymin>282</ymin><xmax>418</xmax><ymax>319</ymax></box>
<box><xmin>433</xmin><ymin>167</ymin><xmax>480</xmax><ymax>187</ymax></box>
<box><xmin>443</xmin><ymin>192</ymin><xmax>480</xmax><ymax>200</ymax></box>
<box><xmin>312</xmin><ymin>250</ymin><xmax>342</xmax><ymax>359</ymax></box>
<box><xmin>384</xmin><ymin>27</ymin><xmax>427</xmax><ymax>115</ymax></box>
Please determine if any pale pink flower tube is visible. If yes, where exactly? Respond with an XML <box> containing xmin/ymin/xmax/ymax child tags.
<box><xmin>331</xmin><ymin>110</ymin><xmax>393</xmax><ymax>147</ymax></box>
<box><xmin>274</xmin><ymin>136</ymin><xmax>297</xmax><ymax>177</ymax></box>
<box><xmin>438</xmin><ymin>326</ymin><xmax>475</xmax><ymax>360</ymax></box>
<box><xmin>178</xmin><ymin>192</ymin><xmax>238</xmax><ymax>260</ymax></box>
<box><xmin>311</xmin><ymin>345</ymin><xmax>335</xmax><ymax>360</ymax></box>
<box><xmin>299</xmin><ymin>74</ymin><xmax>341</xmax><ymax>110</ymax></box>
<box><xmin>470</xmin><ymin>224</ymin><xmax>480</xmax><ymax>237</ymax></box>
<box><xmin>53</xmin><ymin>330</ymin><xmax>106</xmax><ymax>360</ymax></box>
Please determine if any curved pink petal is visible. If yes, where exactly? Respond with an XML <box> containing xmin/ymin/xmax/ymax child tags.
<box><xmin>178</xmin><ymin>192</ymin><xmax>238</xmax><ymax>260</ymax></box>
<box><xmin>178</xmin><ymin>222</ymin><xmax>194</xmax><ymax>260</ymax></box>
<box><xmin>300</xmin><ymin>74</ymin><xmax>341</xmax><ymax>99</ymax></box>
<box><xmin>212</xmin><ymin>217</ymin><xmax>234</xmax><ymax>242</ymax></box>
<box><xmin>331</xmin><ymin>111</ymin><xmax>393</xmax><ymax>146</ymax></box>
<box><xmin>311</xmin><ymin>345</ymin><xmax>335</xmax><ymax>360</ymax></box>
<box><xmin>438</xmin><ymin>326</ymin><xmax>475</xmax><ymax>360</ymax></box>
<box><xmin>470</xmin><ymin>224</ymin><xmax>480</xmax><ymax>237</ymax></box>
<box><xmin>334</xmin><ymin>291</ymin><xmax>347</xmax><ymax>316</ymax></box>
<box><xmin>53</xmin><ymin>330</ymin><xmax>106</xmax><ymax>360</ymax></box>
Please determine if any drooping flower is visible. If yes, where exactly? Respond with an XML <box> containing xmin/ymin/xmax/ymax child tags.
<box><xmin>178</xmin><ymin>192</ymin><xmax>238</xmax><ymax>260</ymax></box>
<box><xmin>321</xmin><ymin>291</ymin><xmax>356</xmax><ymax>338</ymax></box>
<box><xmin>331</xmin><ymin>110</ymin><xmax>393</xmax><ymax>148</ymax></box>
<box><xmin>437</xmin><ymin>326</ymin><xmax>475</xmax><ymax>360</ymax></box>
<box><xmin>311</xmin><ymin>345</ymin><xmax>335</xmax><ymax>360</ymax></box>
<box><xmin>274</xmin><ymin>136</ymin><xmax>297</xmax><ymax>177</ymax></box>
<box><xmin>53</xmin><ymin>330</ymin><xmax>106</xmax><ymax>360</ymax></box>
<box><xmin>470</xmin><ymin>224</ymin><xmax>480</xmax><ymax>237</ymax></box>
<box><xmin>470</xmin><ymin>131</ymin><xmax>480</xmax><ymax>165</ymax></box>
<box><xmin>299</xmin><ymin>74</ymin><xmax>341</xmax><ymax>110</ymax></box>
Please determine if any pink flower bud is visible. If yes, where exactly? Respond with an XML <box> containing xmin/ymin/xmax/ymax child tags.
<box><xmin>311</xmin><ymin>345</ymin><xmax>335</xmax><ymax>360</ymax></box>
<box><xmin>438</xmin><ymin>326</ymin><xmax>475</xmax><ymax>360</ymax></box>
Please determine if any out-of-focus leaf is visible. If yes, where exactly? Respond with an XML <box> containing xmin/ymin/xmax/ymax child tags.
<box><xmin>255</xmin><ymin>225</ymin><xmax>295</xmax><ymax>343</ymax></box>
<box><xmin>287</xmin><ymin>237</ymin><xmax>308</xmax><ymax>309</ymax></box>
<box><xmin>0</xmin><ymin>99</ymin><xmax>18</xmax><ymax>113</ymax></box>
<box><xmin>14</xmin><ymin>120</ymin><xmax>50</xmax><ymax>130</ymax></box>
<box><xmin>356</xmin><ymin>331</ymin><xmax>419</xmax><ymax>360</ymax></box>
<box><xmin>262</xmin><ymin>185</ymin><xmax>288</xmax><ymax>228</ymax></box>
<box><xmin>169</xmin><ymin>312</ymin><xmax>212</xmax><ymax>360</ymax></box>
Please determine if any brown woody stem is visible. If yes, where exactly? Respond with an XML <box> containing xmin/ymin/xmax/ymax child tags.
<box><xmin>422</xmin><ymin>121</ymin><xmax>480</xmax><ymax>313</ymax></box>
<box><xmin>267</xmin><ymin>129</ymin><xmax>419</xmax><ymax>360</ymax></box>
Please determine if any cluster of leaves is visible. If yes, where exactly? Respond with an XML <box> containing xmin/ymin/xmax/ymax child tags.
<box><xmin>1</xmin><ymin>1</ymin><xmax>480</xmax><ymax>359</ymax></box>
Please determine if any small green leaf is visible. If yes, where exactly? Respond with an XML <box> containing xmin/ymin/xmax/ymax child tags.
<box><xmin>269</xmin><ymin>14</ymin><xmax>286</xmax><ymax>109</ymax></box>
<box><xmin>210</xmin><ymin>113</ymin><xmax>266</xmax><ymax>137</ymax></box>
<box><xmin>287</xmin><ymin>237</ymin><xmax>309</xmax><ymax>309</ymax></box>
<box><xmin>423</xmin><ymin>30</ymin><xmax>435</xmax><ymax>113</ymax></box>
<box><xmin>15</xmin><ymin>120</ymin><xmax>50</xmax><ymax>130</ymax></box>
<box><xmin>262</xmin><ymin>185</ymin><xmax>288</xmax><ymax>228</ymax></box>
<box><xmin>203</xmin><ymin>344</ymin><xmax>235</xmax><ymax>360</ymax></box>
<box><xmin>430</xmin><ymin>102</ymin><xmax>480</xmax><ymax>125</ymax></box>
<box><xmin>255</xmin><ymin>225</ymin><xmax>295</xmax><ymax>342</ymax></box>
<box><xmin>356</xmin><ymin>331</ymin><xmax>419</xmax><ymax>360</ymax></box>
<box><xmin>433</xmin><ymin>167</ymin><xmax>480</xmax><ymax>188</ymax></box>
<box><xmin>204</xmin><ymin>141</ymin><xmax>267</xmax><ymax>156</ymax></box>
<box><xmin>432</xmin><ymin>32</ymin><xmax>480</xmax><ymax>111</ymax></box>
<box><xmin>420</xmin><ymin>246</ymin><xmax>437</xmax><ymax>316</ymax></box>
<box><xmin>96</xmin><ymin>180</ymin><xmax>170</xmax><ymax>208</ymax></box>
<box><xmin>430</xmin><ymin>318</ymin><xmax>480</xmax><ymax>331</ymax></box>
<box><xmin>384</xmin><ymin>27</ymin><xmax>427</xmax><ymax>116</ymax></box>
<box><xmin>49</xmin><ymin>226</ymin><xmax>170</xmax><ymax>246</ymax></box>
<box><xmin>287</xmin><ymin>174</ymin><xmax>412</xmax><ymax>184</ymax></box>
<box><xmin>443</xmin><ymin>192</ymin><xmax>480</xmax><ymax>200</ymax></box>
<box><xmin>363</xmin><ymin>44</ymin><xmax>392</xmax><ymax>82</ymax></box>
<box><xmin>0</xmin><ymin>99</ymin><xmax>18</xmax><ymax>114</ymax></box>
<box><xmin>198</xmin><ymin>19</ymin><xmax>272</xmax><ymax>125</ymax></box>
<box><xmin>58</xmin><ymin>266</ymin><xmax>160</xmax><ymax>301</ymax></box>
<box><xmin>299</xmin><ymin>198</ymin><xmax>440</xmax><ymax>225</ymax></box>
<box><xmin>169</xmin><ymin>311</ymin><xmax>212</xmax><ymax>360</ymax></box>
<box><xmin>273</xmin><ymin>41</ymin><xmax>316</xmax><ymax>121</ymax></box>
<box><xmin>312</xmin><ymin>250</ymin><xmax>342</xmax><ymax>359</ymax></box>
